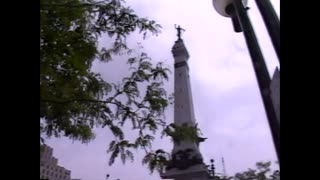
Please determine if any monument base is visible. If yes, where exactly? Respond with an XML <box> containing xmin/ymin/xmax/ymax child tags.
<box><xmin>161</xmin><ymin>164</ymin><xmax>210</xmax><ymax>180</ymax></box>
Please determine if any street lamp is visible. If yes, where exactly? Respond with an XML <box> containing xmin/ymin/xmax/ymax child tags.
<box><xmin>254</xmin><ymin>0</ymin><xmax>280</xmax><ymax>62</ymax></box>
<box><xmin>212</xmin><ymin>0</ymin><xmax>280</xmax><ymax>163</ymax></box>
<box><xmin>212</xmin><ymin>0</ymin><xmax>280</xmax><ymax>62</ymax></box>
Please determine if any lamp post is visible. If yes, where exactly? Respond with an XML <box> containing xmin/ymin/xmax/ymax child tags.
<box><xmin>254</xmin><ymin>0</ymin><xmax>280</xmax><ymax>62</ymax></box>
<box><xmin>212</xmin><ymin>0</ymin><xmax>280</xmax><ymax>163</ymax></box>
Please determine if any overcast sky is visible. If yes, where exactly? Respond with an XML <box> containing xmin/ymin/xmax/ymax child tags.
<box><xmin>46</xmin><ymin>0</ymin><xmax>280</xmax><ymax>179</ymax></box>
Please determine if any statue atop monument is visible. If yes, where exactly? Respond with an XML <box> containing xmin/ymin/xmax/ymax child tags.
<box><xmin>175</xmin><ymin>24</ymin><xmax>185</xmax><ymax>40</ymax></box>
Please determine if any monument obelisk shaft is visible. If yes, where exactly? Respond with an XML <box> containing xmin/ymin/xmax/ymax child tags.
<box><xmin>161</xmin><ymin>26</ymin><xmax>209</xmax><ymax>180</ymax></box>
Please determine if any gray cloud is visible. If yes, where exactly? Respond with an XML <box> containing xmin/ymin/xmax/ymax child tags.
<box><xmin>46</xmin><ymin>0</ymin><xmax>280</xmax><ymax>179</ymax></box>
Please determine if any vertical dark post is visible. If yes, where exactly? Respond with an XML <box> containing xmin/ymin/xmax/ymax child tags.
<box><xmin>231</xmin><ymin>0</ymin><xmax>280</xmax><ymax>162</ymax></box>
<box><xmin>255</xmin><ymin>0</ymin><xmax>280</xmax><ymax>62</ymax></box>
<box><xmin>209</xmin><ymin>159</ymin><xmax>216</xmax><ymax>179</ymax></box>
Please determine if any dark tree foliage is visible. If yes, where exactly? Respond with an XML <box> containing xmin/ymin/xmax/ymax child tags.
<box><xmin>40</xmin><ymin>0</ymin><xmax>173</xmax><ymax>167</ymax></box>
<box><xmin>214</xmin><ymin>161</ymin><xmax>280</xmax><ymax>180</ymax></box>
<box><xmin>233</xmin><ymin>162</ymin><xmax>280</xmax><ymax>180</ymax></box>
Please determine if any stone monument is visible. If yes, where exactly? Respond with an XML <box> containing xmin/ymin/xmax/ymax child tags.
<box><xmin>160</xmin><ymin>26</ymin><xmax>210</xmax><ymax>180</ymax></box>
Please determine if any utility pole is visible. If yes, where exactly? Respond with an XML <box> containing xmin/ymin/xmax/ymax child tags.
<box><xmin>221</xmin><ymin>157</ymin><xmax>227</xmax><ymax>177</ymax></box>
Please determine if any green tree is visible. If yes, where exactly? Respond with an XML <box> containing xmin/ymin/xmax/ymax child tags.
<box><xmin>40</xmin><ymin>0</ymin><xmax>171</xmax><ymax>166</ymax></box>
<box><xmin>233</xmin><ymin>162</ymin><xmax>279</xmax><ymax>180</ymax></box>
<box><xmin>142</xmin><ymin>149</ymin><xmax>171</xmax><ymax>173</ymax></box>
<box><xmin>214</xmin><ymin>161</ymin><xmax>280</xmax><ymax>180</ymax></box>
<box><xmin>103</xmin><ymin>161</ymin><xmax>279</xmax><ymax>179</ymax></box>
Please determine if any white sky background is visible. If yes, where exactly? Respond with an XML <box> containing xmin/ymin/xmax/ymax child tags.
<box><xmin>46</xmin><ymin>0</ymin><xmax>280</xmax><ymax>179</ymax></box>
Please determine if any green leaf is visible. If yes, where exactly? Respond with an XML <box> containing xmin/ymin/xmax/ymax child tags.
<box><xmin>110</xmin><ymin>125</ymin><xmax>124</xmax><ymax>140</ymax></box>
<box><xmin>120</xmin><ymin>152</ymin><xmax>126</xmax><ymax>164</ymax></box>
<box><xmin>125</xmin><ymin>150</ymin><xmax>134</xmax><ymax>162</ymax></box>
<box><xmin>108</xmin><ymin>147</ymin><xmax>119</xmax><ymax>166</ymax></box>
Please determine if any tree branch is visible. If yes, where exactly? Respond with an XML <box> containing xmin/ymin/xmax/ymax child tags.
<box><xmin>41</xmin><ymin>99</ymin><xmax>109</xmax><ymax>104</ymax></box>
<box><xmin>41</xmin><ymin>88</ymin><xmax>124</xmax><ymax>105</ymax></box>
<box><xmin>40</xmin><ymin>0</ymin><xmax>108</xmax><ymax>8</ymax></box>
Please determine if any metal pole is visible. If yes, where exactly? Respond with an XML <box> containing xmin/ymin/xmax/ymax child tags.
<box><xmin>231</xmin><ymin>0</ymin><xmax>280</xmax><ymax>162</ymax></box>
<box><xmin>254</xmin><ymin>0</ymin><xmax>280</xmax><ymax>62</ymax></box>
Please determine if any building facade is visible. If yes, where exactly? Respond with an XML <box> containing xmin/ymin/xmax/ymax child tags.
<box><xmin>270</xmin><ymin>67</ymin><xmax>280</xmax><ymax>123</ymax></box>
<box><xmin>40</xmin><ymin>144</ymin><xmax>71</xmax><ymax>180</ymax></box>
